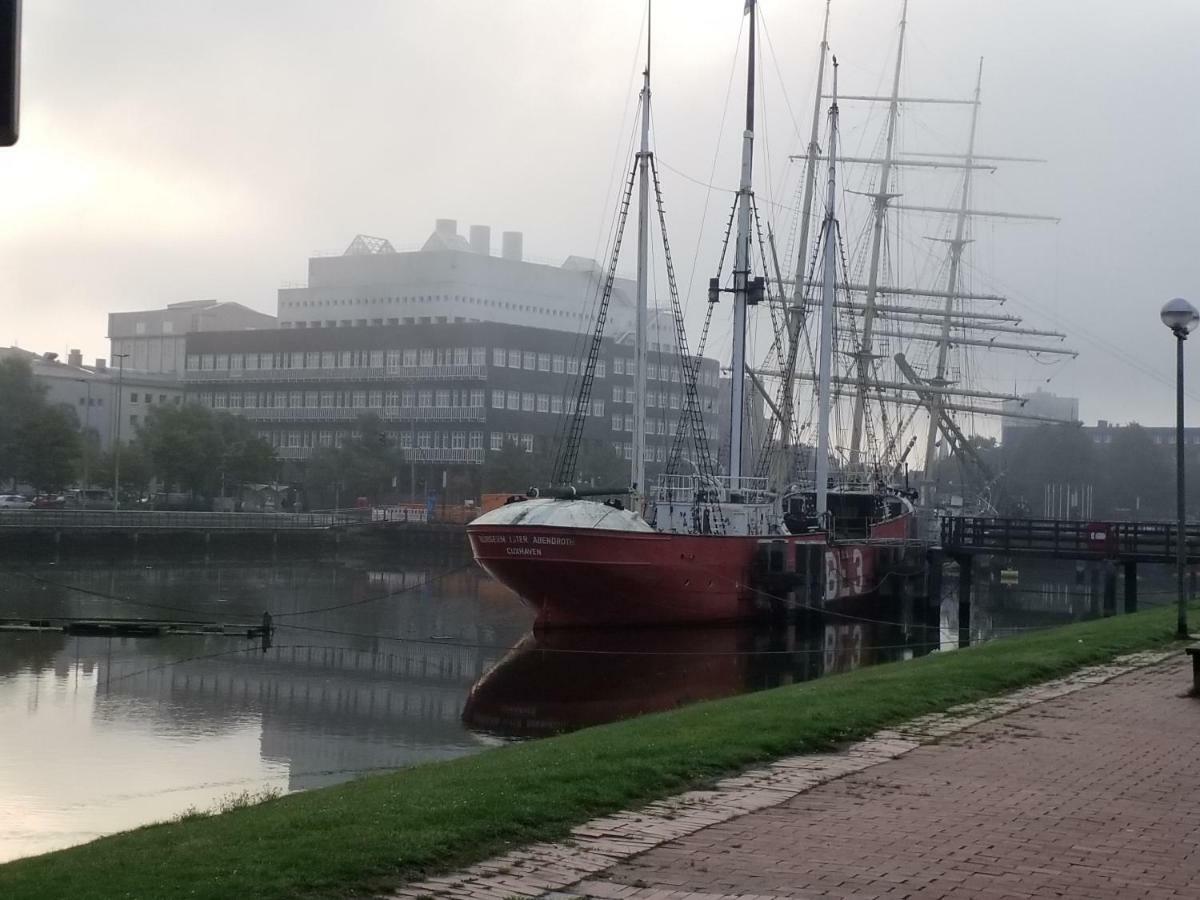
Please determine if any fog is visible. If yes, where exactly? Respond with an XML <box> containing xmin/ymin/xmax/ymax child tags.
<box><xmin>1</xmin><ymin>0</ymin><xmax>1197</xmax><ymax>427</ymax></box>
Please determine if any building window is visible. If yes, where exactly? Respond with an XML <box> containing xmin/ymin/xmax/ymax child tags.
<box><xmin>522</xmin><ymin>351</ymin><xmax>536</xmax><ymax>371</ymax></box>
<box><xmin>368</xmin><ymin>390</ymin><xmax>383</xmax><ymax>408</ymax></box>
<box><xmin>507</xmin><ymin>391</ymin><xmax>520</xmax><ymax>410</ymax></box>
<box><xmin>508</xmin><ymin>349</ymin><xmax>522</xmax><ymax>369</ymax></box>
<box><xmin>418</xmin><ymin>391</ymin><xmax>433</xmax><ymax>408</ymax></box>
<box><xmin>470</xmin><ymin>389</ymin><xmax>484</xmax><ymax>407</ymax></box>
<box><xmin>454</xmin><ymin>348</ymin><xmax>469</xmax><ymax>366</ymax></box>
<box><xmin>521</xmin><ymin>393</ymin><xmax>535</xmax><ymax>412</ymax></box>
<box><xmin>471</xmin><ymin>347</ymin><xmax>486</xmax><ymax>366</ymax></box>
<box><xmin>451</xmin><ymin>432</ymin><xmax>466</xmax><ymax>450</ymax></box>
<box><xmin>613</xmin><ymin>358</ymin><xmax>624</xmax><ymax>376</ymax></box>
<box><xmin>596</xmin><ymin>360</ymin><xmax>606</xmax><ymax>378</ymax></box>
<box><xmin>369</xmin><ymin>350</ymin><xmax>384</xmax><ymax>368</ymax></box>
<box><xmin>624</xmin><ymin>443</ymin><xmax>633</xmax><ymax>460</ymax></box>
<box><xmin>612</xmin><ymin>414</ymin><xmax>623</xmax><ymax>432</ymax></box>
<box><xmin>521</xmin><ymin>434</ymin><xmax>534</xmax><ymax>453</ymax></box>
<box><xmin>647</xmin><ymin>363</ymin><xmax>658</xmax><ymax>381</ymax></box>
<box><xmin>670</xmin><ymin>393</ymin><xmax>680</xmax><ymax>409</ymax></box>
<box><xmin>592</xmin><ymin>400</ymin><xmax>605</xmax><ymax>417</ymax></box>
<box><xmin>417</xmin><ymin>431</ymin><xmax>432</xmax><ymax>449</ymax></box>
<box><xmin>469</xmin><ymin>431</ymin><xmax>483</xmax><ymax>450</ymax></box>
<box><xmin>536</xmin><ymin>394</ymin><xmax>549</xmax><ymax>413</ymax></box>
<box><xmin>435</xmin><ymin>390</ymin><xmax>451</xmax><ymax>408</ymax></box>
<box><xmin>493</xmin><ymin>348</ymin><xmax>505</xmax><ymax>367</ymax></box>
<box><xmin>490</xmin><ymin>432</ymin><xmax>504</xmax><ymax>451</ymax></box>
<box><xmin>130</xmin><ymin>392</ymin><xmax>138</xmax><ymax>403</ymax></box>
<box><xmin>492</xmin><ymin>390</ymin><xmax>505</xmax><ymax>409</ymax></box>
<box><xmin>551</xmin><ymin>395</ymin><xmax>563</xmax><ymax>414</ymax></box>
<box><xmin>613</xmin><ymin>385</ymin><xmax>623</xmax><ymax>403</ymax></box>
<box><xmin>399</xmin><ymin>432</ymin><xmax>413</xmax><ymax>449</ymax></box>
<box><xmin>566</xmin><ymin>356</ymin><xmax>579</xmax><ymax>375</ymax></box>
<box><xmin>537</xmin><ymin>353</ymin><xmax>551</xmax><ymax>372</ymax></box>
<box><xmin>625</xmin><ymin>387</ymin><xmax>636</xmax><ymax>404</ymax></box>
<box><xmin>129</xmin><ymin>414</ymin><xmax>139</xmax><ymax>426</ymax></box>
<box><xmin>624</xmin><ymin>415</ymin><xmax>634</xmax><ymax>432</ymax></box>
<box><xmin>552</xmin><ymin>354</ymin><xmax>565</xmax><ymax>374</ymax></box>
<box><xmin>403</xmin><ymin>349</ymin><xmax>418</xmax><ymax>367</ymax></box>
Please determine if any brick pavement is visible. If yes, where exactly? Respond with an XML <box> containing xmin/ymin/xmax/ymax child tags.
<box><xmin>579</xmin><ymin>656</ymin><xmax>1200</xmax><ymax>899</ymax></box>
<box><xmin>386</xmin><ymin>650</ymin><xmax>1197</xmax><ymax>900</ymax></box>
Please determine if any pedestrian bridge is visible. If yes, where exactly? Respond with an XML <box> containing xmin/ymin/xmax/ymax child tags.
<box><xmin>941</xmin><ymin>516</ymin><xmax>1200</xmax><ymax>565</ymax></box>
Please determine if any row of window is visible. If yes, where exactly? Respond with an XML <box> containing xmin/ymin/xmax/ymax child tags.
<box><xmin>488</xmin><ymin>390</ymin><xmax>604</xmax><ymax>417</ymax></box>
<box><xmin>610</xmin><ymin>386</ymin><xmax>715</xmax><ymax>412</ymax></box>
<box><xmin>186</xmin><ymin>347</ymin><xmax>489</xmax><ymax>372</ymax></box>
<box><xmin>184</xmin><ymin>345</ymin><xmax>718</xmax><ymax>387</ymax></box>
<box><xmin>258</xmin><ymin>429</ymin><xmax>538</xmax><ymax>453</ymax></box>
<box><xmin>196</xmin><ymin>389</ymin><xmax>488</xmax><ymax>410</ymax></box>
<box><xmin>608</xmin><ymin>415</ymin><xmax>719</xmax><ymax>441</ymax></box>
<box><xmin>127</xmin><ymin>392</ymin><xmax>178</xmax><ymax>405</ymax></box>
<box><xmin>278</xmin><ymin>293</ymin><xmax>586</xmax><ymax>323</ymax></box>
<box><xmin>611</xmin><ymin>443</ymin><xmax>680</xmax><ymax>463</ymax></box>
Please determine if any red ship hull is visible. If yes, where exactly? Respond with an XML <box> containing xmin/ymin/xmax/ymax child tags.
<box><xmin>467</xmin><ymin>515</ymin><xmax>912</xmax><ymax>628</ymax></box>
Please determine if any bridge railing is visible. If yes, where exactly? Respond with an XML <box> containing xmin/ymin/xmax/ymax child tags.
<box><xmin>941</xmin><ymin>516</ymin><xmax>1200</xmax><ymax>561</ymax></box>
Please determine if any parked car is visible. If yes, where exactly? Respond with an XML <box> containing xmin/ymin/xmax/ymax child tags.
<box><xmin>33</xmin><ymin>494</ymin><xmax>65</xmax><ymax>509</ymax></box>
<box><xmin>0</xmin><ymin>494</ymin><xmax>34</xmax><ymax>509</ymax></box>
<box><xmin>63</xmin><ymin>489</ymin><xmax>115</xmax><ymax>510</ymax></box>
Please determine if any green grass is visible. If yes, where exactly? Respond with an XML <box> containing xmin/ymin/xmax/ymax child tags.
<box><xmin>1</xmin><ymin>605</ymin><xmax>1189</xmax><ymax>900</ymax></box>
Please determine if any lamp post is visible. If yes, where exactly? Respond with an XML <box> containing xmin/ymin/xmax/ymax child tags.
<box><xmin>1160</xmin><ymin>297</ymin><xmax>1199</xmax><ymax>639</ymax></box>
<box><xmin>112</xmin><ymin>353</ymin><xmax>129</xmax><ymax>511</ymax></box>
<box><xmin>74</xmin><ymin>377</ymin><xmax>92</xmax><ymax>488</ymax></box>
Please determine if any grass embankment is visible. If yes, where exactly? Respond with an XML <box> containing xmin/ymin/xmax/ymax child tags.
<box><xmin>1</xmin><ymin>605</ymin><xmax>1189</xmax><ymax>900</ymax></box>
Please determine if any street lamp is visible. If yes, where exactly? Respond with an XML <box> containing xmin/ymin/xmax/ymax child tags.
<box><xmin>112</xmin><ymin>353</ymin><xmax>129</xmax><ymax>511</ymax></box>
<box><xmin>1160</xmin><ymin>297</ymin><xmax>1199</xmax><ymax>639</ymax></box>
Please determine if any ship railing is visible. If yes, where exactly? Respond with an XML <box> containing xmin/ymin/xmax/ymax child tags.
<box><xmin>652</xmin><ymin>474</ymin><xmax>775</xmax><ymax>506</ymax></box>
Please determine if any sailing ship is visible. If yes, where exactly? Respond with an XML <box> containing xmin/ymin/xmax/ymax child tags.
<box><xmin>468</xmin><ymin>1</ymin><xmax>921</xmax><ymax>628</ymax></box>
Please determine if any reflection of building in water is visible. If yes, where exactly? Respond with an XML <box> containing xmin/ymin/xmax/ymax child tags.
<box><xmin>65</xmin><ymin>631</ymin><xmax>513</xmax><ymax>791</ymax></box>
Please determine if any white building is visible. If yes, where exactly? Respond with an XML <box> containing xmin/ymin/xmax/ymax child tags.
<box><xmin>277</xmin><ymin>221</ymin><xmax>677</xmax><ymax>346</ymax></box>
<box><xmin>0</xmin><ymin>347</ymin><xmax>184</xmax><ymax>452</ymax></box>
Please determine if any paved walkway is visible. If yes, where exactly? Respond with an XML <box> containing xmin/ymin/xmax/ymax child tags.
<box><xmin>390</xmin><ymin>650</ymin><xmax>1199</xmax><ymax>900</ymax></box>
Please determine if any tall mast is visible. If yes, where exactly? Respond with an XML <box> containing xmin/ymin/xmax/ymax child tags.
<box><xmin>848</xmin><ymin>0</ymin><xmax>908</xmax><ymax>466</ymax></box>
<box><xmin>729</xmin><ymin>0</ymin><xmax>757</xmax><ymax>481</ymax></box>
<box><xmin>922</xmin><ymin>58</ymin><xmax>984</xmax><ymax>480</ymax></box>
<box><xmin>776</xmin><ymin>0</ymin><xmax>831</xmax><ymax>485</ymax></box>
<box><xmin>632</xmin><ymin>2</ymin><xmax>651</xmax><ymax>499</ymax></box>
<box><xmin>815</xmin><ymin>58</ymin><xmax>840</xmax><ymax>519</ymax></box>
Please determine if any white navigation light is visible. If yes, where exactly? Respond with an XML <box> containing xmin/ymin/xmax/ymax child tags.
<box><xmin>1160</xmin><ymin>297</ymin><xmax>1200</xmax><ymax>334</ymax></box>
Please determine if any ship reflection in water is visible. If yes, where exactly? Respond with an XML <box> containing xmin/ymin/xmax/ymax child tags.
<box><xmin>464</xmin><ymin>595</ymin><xmax>941</xmax><ymax>738</ymax></box>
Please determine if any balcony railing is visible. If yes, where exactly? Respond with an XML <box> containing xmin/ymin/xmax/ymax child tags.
<box><xmin>401</xmin><ymin>448</ymin><xmax>485</xmax><ymax>464</ymax></box>
<box><xmin>184</xmin><ymin>364</ymin><xmax>487</xmax><ymax>383</ymax></box>
<box><xmin>236</xmin><ymin>406</ymin><xmax>487</xmax><ymax>422</ymax></box>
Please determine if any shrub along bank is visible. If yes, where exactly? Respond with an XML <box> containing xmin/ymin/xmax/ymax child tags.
<box><xmin>0</xmin><ymin>603</ymin><xmax>1189</xmax><ymax>900</ymax></box>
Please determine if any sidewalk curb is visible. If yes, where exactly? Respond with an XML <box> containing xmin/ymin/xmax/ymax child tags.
<box><xmin>384</xmin><ymin>648</ymin><xmax>1178</xmax><ymax>900</ymax></box>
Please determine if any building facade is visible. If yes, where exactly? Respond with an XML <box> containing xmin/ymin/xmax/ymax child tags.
<box><xmin>1000</xmin><ymin>389</ymin><xmax>1081</xmax><ymax>446</ymax></box>
<box><xmin>183</xmin><ymin>321</ymin><xmax>722</xmax><ymax>485</ymax></box>
<box><xmin>0</xmin><ymin>347</ymin><xmax>184</xmax><ymax>452</ymax></box>
<box><xmin>109</xmin><ymin>299</ymin><xmax>276</xmax><ymax>376</ymax></box>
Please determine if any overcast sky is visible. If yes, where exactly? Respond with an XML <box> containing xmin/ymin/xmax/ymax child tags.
<box><xmin>2</xmin><ymin>0</ymin><xmax>1198</xmax><ymax>427</ymax></box>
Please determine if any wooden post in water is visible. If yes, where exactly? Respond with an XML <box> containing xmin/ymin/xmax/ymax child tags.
<box><xmin>1124</xmin><ymin>560</ymin><xmax>1138</xmax><ymax>613</ymax></box>
<box><xmin>957</xmin><ymin>555</ymin><xmax>973</xmax><ymax>649</ymax></box>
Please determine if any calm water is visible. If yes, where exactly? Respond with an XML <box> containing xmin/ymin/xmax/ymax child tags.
<box><xmin>0</xmin><ymin>546</ymin><xmax>1162</xmax><ymax>862</ymax></box>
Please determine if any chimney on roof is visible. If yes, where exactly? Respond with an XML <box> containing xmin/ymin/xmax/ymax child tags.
<box><xmin>501</xmin><ymin>231</ymin><xmax>523</xmax><ymax>262</ymax></box>
<box><xmin>95</xmin><ymin>358</ymin><xmax>107</xmax><ymax>371</ymax></box>
<box><xmin>42</xmin><ymin>351</ymin><xmax>58</xmax><ymax>362</ymax></box>
<box><xmin>469</xmin><ymin>225</ymin><xmax>491</xmax><ymax>256</ymax></box>
<box><xmin>68</xmin><ymin>348</ymin><xmax>83</xmax><ymax>367</ymax></box>
<box><xmin>435</xmin><ymin>218</ymin><xmax>458</xmax><ymax>240</ymax></box>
